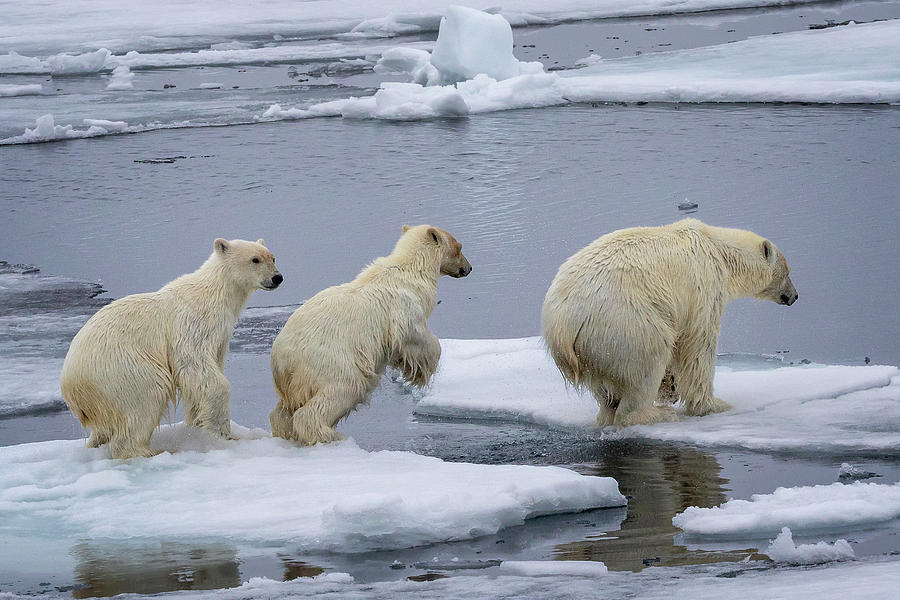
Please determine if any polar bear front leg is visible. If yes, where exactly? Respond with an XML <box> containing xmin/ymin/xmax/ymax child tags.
<box><xmin>674</xmin><ymin>324</ymin><xmax>732</xmax><ymax>417</ymax></box>
<box><xmin>179</xmin><ymin>361</ymin><xmax>233</xmax><ymax>439</ymax></box>
<box><xmin>395</xmin><ymin>325</ymin><xmax>441</xmax><ymax>388</ymax></box>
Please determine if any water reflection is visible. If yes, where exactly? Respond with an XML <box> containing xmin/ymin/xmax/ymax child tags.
<box><xmin>559</xmin><ymin>443</ymin><xmax>764</xmax><ymax>571</ymax></box>
<box><xmin>71</xmin><ymin>541</ymin><xmax>241</xmax><ymax>598</ymax></box>
<box><xmin>278</xmin><ymin>555</ymin><xmax>325</xmax><ymax>580</ymax></box>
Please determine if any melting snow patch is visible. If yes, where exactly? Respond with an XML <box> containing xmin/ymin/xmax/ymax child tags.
<box><xmin>0</xmin><ymin>423</ymin><xmax>625</xmax><ymax>551</ymax></box>
<box><xmin>672</xmin><ymin>481</ymin><xmax>900</xmax><ymax>537</ymax></box>
<box><xmin>765</xmin><ymin>527</ymin><xmax>855</xmax><ymax>565</ymax></box>
<box><xmin>414</xmin><ymin>337</ymin><xmax>900</xmax><ymax>454</ymax></box>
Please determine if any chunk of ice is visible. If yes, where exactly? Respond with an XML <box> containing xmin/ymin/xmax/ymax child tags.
<box><xmin>765</xmin><ymin>527</ymin><xmax>855</xmax><ymax>565</ymax></box>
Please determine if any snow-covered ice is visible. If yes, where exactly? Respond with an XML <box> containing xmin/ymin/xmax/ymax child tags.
<box><xmin>414</xmin><ymin>337</ymin><xmax>900</xmax><ymax>454</ymax></box>
<box><xmin>839</xmin><ymin>463</ymin><xmax>881</xmax><ymax>481</ymax></box>
<box><xmin>494</xmin><ymin>560</ymin><xmax>609</xmax><ymax>577</ymax></box>
<box><xmin>0</xmin><ymin>84</ymin><xmax>42</xmax><ymax>97</ymax></box>
<box><xmin>560</xmin><ymin>19</ymin><xmax>900</xmax><ymax>104</ymax></box>
<box><xmin>765</xmin><ymin>527</ymin><xmax>855</xmax><ymax>565</ymax></box>
<box><xmin>0</xmin><ymin>0</ymin><xmax>846</xmax><ymax>56</ymax></box>
<box><xmin>0</xmin><ymin>265</ymin><xmax>108</xmax><ymax>417</ymax></box>
<box><xmin>672</xmin><ymin>481</ymin><xmax>900</xmax><ymax>537</ymax></box>
<box><xmin>105</xmin><ymin>65</ymin><xmax>133</xmax><ymax>90</ymax></box>
<box><xmin>263</xmin><ymin>18</ymin><xmax>900</xmax><ymax>124</ymax></box>
<box><xmin>429</xmin><ymin>6</ymin><xmax>543</xmax><ymax>83</ymax></box>
<box><xmin>0</xmin><ymin>423</ymin><xmax>625</xmax><ymax>551</ymax></box>
<box><xmin>1</xmin><ymin>113</ymin><xmax>121</xmax><ymax>144</ymax></box>
<box><xmin>0</xmin><ymin>356</ymin><xmax>66</xmax><ymax>418</ymax></box>
<box><xmin>0</xmin><ymin>42</ymin><xmax>431</xmax><ymax>75</ymax></box>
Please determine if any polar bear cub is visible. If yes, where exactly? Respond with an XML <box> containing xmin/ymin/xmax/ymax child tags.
<box><xmin>542</xmin><ymin>219</ymin><xmax>797</xmax><ymax>428</ymax></box>
<box><xmin>270</xmin><ymin>225</ymin><xmax>471</xmax><ymax>445</ymax></box>
<box><xmin>60</xmin><ymin>238</ymin><xmax>282</xmax><ymax>459</ymax></box>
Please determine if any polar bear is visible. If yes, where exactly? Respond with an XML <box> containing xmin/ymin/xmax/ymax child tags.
<box><xmin>270</xmin><ymin>225</ymin><xmax>471</xmax><ymax>445</ymax></box>
<box><xmin>542</xmin><ymin>219</ymin><xmax>797</xmax><ymax>428</ymax></box>
<box><xmin>60</xmin><ymin>238</ymin><xmax>282</xmax><ymax>459</ymax></box>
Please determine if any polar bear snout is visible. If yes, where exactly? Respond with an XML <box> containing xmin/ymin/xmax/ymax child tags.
<box><xmin>264</xmin><ymin>272</ymin><xmax>283</xmax><ymax>290</ymax></box>
<box><xmin>454</xmin><ymin>262</ymin><xmax>472</xmax><ymax>278</ymax></box>
<box><xmin>777</xmin><ymin>276</ymin><xmax>797</xmax><ymax>306</ymax></box>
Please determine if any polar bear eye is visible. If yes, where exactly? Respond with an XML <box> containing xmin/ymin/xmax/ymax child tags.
<box><xmin>252</xmin><ymin>258</ymin><xmax>260</xmax><ymax>264</ymax></box>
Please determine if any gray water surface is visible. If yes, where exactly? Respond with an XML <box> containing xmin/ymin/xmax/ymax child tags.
<box><xmin>4</xmin><ymin>103</ymin><xmax>899</xmax><ymax>364</ymax></box>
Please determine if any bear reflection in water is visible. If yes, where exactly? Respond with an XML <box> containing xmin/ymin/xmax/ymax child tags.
<box><xmin>556</xmin><ymin>442</ymin><xmax>765</xmax><ymax>571</ymax></box>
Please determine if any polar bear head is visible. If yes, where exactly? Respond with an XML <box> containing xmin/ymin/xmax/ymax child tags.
<box><xmin>213</xmin><ymin>238</ymin><xmax>283</xmax><ymax>291</ymax></box>
<box><xmin>401</xmin><ymin>225</ymin><xmax>472</xmax><ymax>278</ymax></box>
<box><xmin>756</xmin><ymin>240</ymin><xmax>797</xmax><ymax>306</ymax></box>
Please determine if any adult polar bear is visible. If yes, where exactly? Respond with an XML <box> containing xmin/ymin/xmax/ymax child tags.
<box><xmin>270</xmin><ymin>225</ymin><xmax>471</xmax><ymax>446</ymax></box>
<box><xmin>61</xmin><ymin>238</ymin><xmax>282</xmax><ymax>459</ymax></box>
<box><xmin>542</xmin><ymin>219</ymin><xmax>797</xmax><ymax>428</ymax></box>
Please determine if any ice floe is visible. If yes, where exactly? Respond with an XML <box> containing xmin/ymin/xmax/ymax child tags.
<box><xmin>0</xmin><ymin>113</ymin><xmax>122</xmax><ymax>143</ymax></box>
<box><xmin>414</xmin><ymin>337</ymin><xmax>900</xmax><ymax>454</ymax></box>
<box><xmin>673</xmin><ymin>481</ymin><xmax>900</xmax><ymax>537</ymax></box>
<box><xmin>839</xmin><ymin>463</ymin><xmax>881</xmax><ymax>481</ymax></box>
<box><xmin>765</xmin><ymin>527</ymin><xmax>855</xmax><ymax>565</ymax></box>
<box><xmin>0</xmin><ymin>423</ymin><xmax>625</xmax><ymax>551</ymax></box>
<box><xmin>0</xmin><ymin>264</ymin><xmax>108</xmax><ymax>417</ymax></box>
<box><xmin>263</xmin><ymin>17</ymin><xmax>900</xmax><ymax>123</ymax></box>
<box><xmin>0</xmin><ymin>84</ymin><xmax>42</xmax><ymax>97</ymax></box>
<box><xmin>0</xmin><ymin>356</ymin><xmax>67</xmax><ymax>418</ymax></box>
<box><xmin>494</xmin><ymin>560</ymin><xmax>609</xmax><ymax>577</ymax></box>
<box><xmin>0</xmin><ymin>41</ymin><xmax>428</xmax><ymax>75</ymax></box>
<box><xmin>429</xmin><ymin>6</ymin><xmax>543</xmax><ymax>84</ymax></box>
<box><xmin>560</xmin><ymin>19</ymin><xmax>900</xmax><ymax>104</ymax></box>
<box><xmin>105</xmin><ymin>65</ymin><xmax>133</xmax><ymax>90</ymax></box>
<box><xmin>0</xmin><ymin>1</ymin><xmax>844</xmax><ymax>56</ymax></box>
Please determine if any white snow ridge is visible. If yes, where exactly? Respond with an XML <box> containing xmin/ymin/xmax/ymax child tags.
<box><xmin>765</xmin><ymin>527</ymin><xmax>855</xmax><ymax>565</ymax></box>
<box><xmin>0</xmin><ymin>423</ymin><xmax>625</xmax><ymax>551</ymax></box>
<box><xmin>673</xmin><ymin>481</ymin><xmax>900</xmax><ymax>537</ymax></box>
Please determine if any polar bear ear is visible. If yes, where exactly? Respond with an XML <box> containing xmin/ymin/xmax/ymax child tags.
<box><xmin>256</xmin><ymin>238</ymin><xmax>266</xmax><ymax>247</ymax></box>
<box><xmin>401</xmin><ymin>225</ymin><xmax>411</xmax><ymax>234</ymax></box>
<box><xmin>214</xmin><ymin>238</ymin><xmax>229</xmax><ymax>255</ymax></box>
<box><xmin>427</xmin><ymin>227</ymin><xmax>441</xmax><ymax>245</ymax></box>
<box><xmin>761</xmin><ymin>240</ymin><xmax>776</xmax><ymax>265</ymax></box>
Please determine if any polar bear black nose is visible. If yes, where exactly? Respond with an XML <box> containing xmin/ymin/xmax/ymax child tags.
<box><xmin>781</xmin><ymin>293</ymin><xmax>797</xmax><ymax>306</ymax></box>
<box><xmin>272</xmin><ymin>273</ymin><xmax>283</xmax><ymax>285</ymax></box>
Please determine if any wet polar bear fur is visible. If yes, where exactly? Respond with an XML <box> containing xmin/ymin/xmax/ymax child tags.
<box><xmin>542</xmin><ymin>219</ymin><xmax>798</xmax><ymax>428</ymax></box>
<box><xmin>270</xmin><ymin>225</ymin><xmax>472</xmax><ymax>446</ymax></box>
<box><xmin>60</xmin><ymin>238</ymin><xmax>282</xmax><ymax>459</ymax></box>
